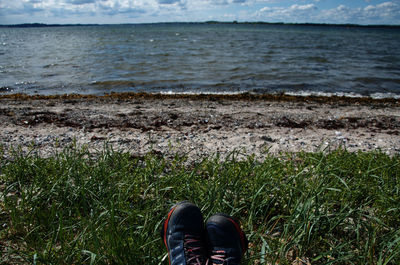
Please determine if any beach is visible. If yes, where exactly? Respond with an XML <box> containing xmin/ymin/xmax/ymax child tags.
<box><xmin>1</xmin><ymin>93</ymin><xmax>400</xmax><ymax>264</ymax></box>
<box><xmin>1</xmin><ymin>93</ymin><xmax>399</xmax><ymax>160</ymax></box>
<box><xmin>2</xmin><ymin>22</ymin><xmax>400</xmax><ymax>265</ymax></box>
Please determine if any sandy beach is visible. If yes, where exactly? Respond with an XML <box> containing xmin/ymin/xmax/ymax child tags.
<box><xmin>1</xmin><ymin>93</ymin><xmax>399</xmax><ymax>161</ymax></box>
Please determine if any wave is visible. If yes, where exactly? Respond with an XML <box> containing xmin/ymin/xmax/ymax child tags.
<box><xmin>159</xmin><ymin>90</ymin><xmax>400</xmax><ymax>99</ymax></box>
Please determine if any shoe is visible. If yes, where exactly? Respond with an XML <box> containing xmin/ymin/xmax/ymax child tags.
<box><xmin>161</xmin><ymin>201</ymin><xmax>208</xmax><ymax>265</ymax></box>
<box><xmin>205</xmin><ymin>213</ymin><xmax>248</xmax><ymax>265</ymax></box>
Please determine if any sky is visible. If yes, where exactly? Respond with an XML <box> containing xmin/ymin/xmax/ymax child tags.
<box><xmin>0</xmin><ymin>0</ymin><xmax>400</xmax><ymax>25</ymax></box>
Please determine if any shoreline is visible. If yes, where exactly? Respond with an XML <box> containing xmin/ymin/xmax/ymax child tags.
<box><xmin>1</xmin><ymin>93</ymin><xmax>399</xmax><ymax>160</ymax></box>
<box><xmin>1</xmin><ymin>92</ymin><xmax>400</xmax><ymax>105</ymax></box>
<box><xmin>2</xmin><ymin>22</ymin><xmax>400</xmax><ymax>28</ymax></box>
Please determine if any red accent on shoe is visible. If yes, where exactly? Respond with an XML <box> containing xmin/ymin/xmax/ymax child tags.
<box><xmin>163</xmin><ymin>205</ymin><xmax>177</xmax><ymax>265</ymax></box>
<box><xmin>226</xmin><ymin>217</ymin><xmax>247</xmax><ymax>253</ymax></box>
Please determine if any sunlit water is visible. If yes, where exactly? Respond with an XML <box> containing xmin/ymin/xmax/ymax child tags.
<box><xmin>1</xmin><ymin>24</ymin><xmax>399</xmax><ymax>97</ymax></box>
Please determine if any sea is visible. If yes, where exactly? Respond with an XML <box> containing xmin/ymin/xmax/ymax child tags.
<box><xmin>1</xmin><ymin>23</ymin><xmax>400</xmax><ymax>98</ymax></box>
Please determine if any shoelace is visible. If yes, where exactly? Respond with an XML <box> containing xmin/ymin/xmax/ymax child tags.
<box><xmin>184</xmin><ymin>234</ymin><xmax>207</xmax><ymax>265</ymax></box>
<box><xmin>206</xmin><ymin>250</ymin><xmax>227</xmax><ymax>265</ymax></box>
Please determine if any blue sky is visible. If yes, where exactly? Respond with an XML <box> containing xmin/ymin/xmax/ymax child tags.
<box><xmin>0</xmin><ymin>0</ymin><xmax>399</xmax><ymax>25</ymax></box>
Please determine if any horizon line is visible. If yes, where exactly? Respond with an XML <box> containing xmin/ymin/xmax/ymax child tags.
<box><xmin>1</xmin><ymin>21</ymin><xmax>400</xmax><ymax>28</ymax></box>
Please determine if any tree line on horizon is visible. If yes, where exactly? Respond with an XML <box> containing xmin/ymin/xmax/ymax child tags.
<box><xmin>1</xmin><ymin>21</ymin><xmax>400</xmax><ymax>28</ymax></box>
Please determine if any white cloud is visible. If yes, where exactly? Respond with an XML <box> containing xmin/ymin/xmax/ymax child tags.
<box><xmin>1</xmin><ymin>0</ymin><xmax>157</xmax><ymax>20</ymax></box>
<box><xmin>202</xmin><ymin>0</ymin><xmax>250</xmax><ymax>5</ymax></box>
<box><xmin>259</xmin><ymin>6</ymin><xmax>270</xmax><ymax>12</ymax></box>
<box><xmin>290</xmin><ymin>4</ymin><xmax>316</xmax><ymax>11</ymax></box>
<box><xmin>378</xmin><ymin>2</ymin><xmax>397</xmax><ymax>8</ymax></box>
<box><xmin>66</xmin><ymin>0</ymin><xmax>97</xmax><ymax>5</ymax></box>
<box><xmin>257</xmin><ymin>4</ymin><xmax>317</xmax><ymax>22</ymax></box>
<box><xmin>1</xmin><ymin>0</ymin><xmax>400</xmax><ymax>24</ymax></box>
<box><xmin>323</xmin><ymin>2</ymin><xmax>400</xmax><ymax>24</ymax></box>
<box><xmin>256</xmin><ymin>2</ymin><xmax>400</xmax><ymax>24</ymax></box>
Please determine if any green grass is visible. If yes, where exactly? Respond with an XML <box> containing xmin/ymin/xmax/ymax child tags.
<box><xmin>1</xmin><ymin>144</ymin><xmax>399</xmax><ymax>264</ymax></box>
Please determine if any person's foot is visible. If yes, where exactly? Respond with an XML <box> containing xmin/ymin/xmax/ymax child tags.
<box><xmin>161</xmin><ymin>201</ymin><xmax>208</xmax><ymax>265</ymax></box>
<box><xmin>205</xmin><ymin>213</ymin><xmax>248</xmax><ymax>264</ymax></box>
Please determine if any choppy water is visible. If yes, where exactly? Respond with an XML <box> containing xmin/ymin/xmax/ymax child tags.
<box><xmin>1</xmin><ymin>23</ymin><xmax>400</xmax><ymax>97</ymax></box>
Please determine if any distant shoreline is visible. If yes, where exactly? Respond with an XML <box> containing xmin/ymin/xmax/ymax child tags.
<box><xmin>1</xmin><ymin>21</ymin><xmax>400</xmax><ymax>29</ymax></box>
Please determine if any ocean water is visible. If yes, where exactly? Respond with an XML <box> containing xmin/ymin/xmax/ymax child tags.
<box><xmin>1</xmin><ymin>23</ymin><xmax>400</xmax><ymax>98</ymax></box>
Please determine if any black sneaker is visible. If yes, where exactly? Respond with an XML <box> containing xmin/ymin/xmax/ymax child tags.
<box><xmin>205</xmin><ymin>213</ymin><xmax>248</xmax><ymax>265</ymax></box>
<box><xmin>161</xmin><ymin>201</ymin><xmax>208</xmax><ymax>265</ymax></box>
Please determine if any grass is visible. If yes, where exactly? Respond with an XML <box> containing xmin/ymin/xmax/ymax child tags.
<box><xmin>0</xmin><ymin>144</ymin><xmax>399</xmax><ymax>264</ymax></box>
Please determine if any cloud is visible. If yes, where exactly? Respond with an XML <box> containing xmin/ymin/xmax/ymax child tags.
<box><xmin>66</xmin><ymin>0</ymin><xmax>97</xmax><ymax>5</ymax></box>
<box><xmin>290</xmin><ymin>4</ymin><xmax>317</xmax><ymax>11</ymax></box>
<box><xmin>96</xmin><ymin>0</ymin><xmax>148</xmax><ymax>16</ymax></box>
<box><xmin>0</xmin><ymin>0</ymin><xmax>45</xmax><ymax>15</ymax></box>
<box><xmin>1</xmin><ymin>0</ymin><xmax>400</xmax><ymax>25</ymax></box>
<box><xmin>256</xmin><ymin>1</ymin><xmax>400</xmax><ymax>24</ymax></box>
<box><xmin>378</xmin><ymin>2</ymin><xmax>397</xmax><ymax>8</ymax></box>
<box><xmin>208</xmin><ymin>0</ymin><xmax>229</xmax><ymax>5</ymax></box>
<box><xmin>157</xmin><ymin>0</ymin><xmax>188</xmax><ymax>10</ymax></box>
<box><xmin>0</xmin><ymin>0</ymin><xmax>150</xmax><ymax>21</ymax></box>
<box><xmin>259</xmin><ymin>4</ymin><xmax>317</xmax><ymax>13</ymax></box>
<box><xmin>158</xmin><ymin>0</ymin><xmax>180</xmax><ymax>4</ymax></box>
<box><xmin>320</xmin><ymin>2</ymin><xmax>400</xmax><ymax>24</ymax></box>
<box><xmin>257</xmin><ymin>4</ymin><xmax>317</xmax><ymax>22</ymax></box>
<box><xmin>364</xmin><ymin>2</ymin><xmax>400</xmax><ymax>21</ymax></box>
<box><xmin>205</xmin><ymin>0</ymin><xmax>249</xmax><ymax>5</ymax></box>
<box><xmin>259</xmin><ymin>6</ymin><xmax>270</xmax><ymax>12</ymax></box>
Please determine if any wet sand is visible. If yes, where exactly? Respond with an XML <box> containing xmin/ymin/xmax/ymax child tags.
<box><xmin>1</xmin><ymin>93</ymin><xmax>399</xmax><ymax>161</ymax></box>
